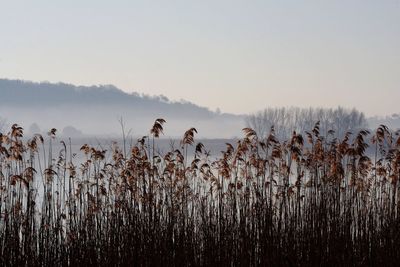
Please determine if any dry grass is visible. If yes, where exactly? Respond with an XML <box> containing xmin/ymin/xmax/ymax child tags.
<box><xmin>0</xmin><ymin>121</ymin><xmax>400</xmax><ymax>266</ymax></box>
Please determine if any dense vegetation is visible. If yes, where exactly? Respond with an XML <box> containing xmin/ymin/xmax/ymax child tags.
<box><xmin>0</xmin><ymin>120</ymin><xmax>400</xmax><ymax>266</ymax></box>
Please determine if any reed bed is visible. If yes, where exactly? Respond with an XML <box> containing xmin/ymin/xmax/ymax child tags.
<box><xmin>0</xmin><ymin>120</ymin><xmax>399</xmax><ymax>266</ymax></box>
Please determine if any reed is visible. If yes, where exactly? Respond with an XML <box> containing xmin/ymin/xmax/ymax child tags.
<box><xmin>0</xmin><ymin>121</ymin><xmax>399</xmax><ymax>266</ymax></box>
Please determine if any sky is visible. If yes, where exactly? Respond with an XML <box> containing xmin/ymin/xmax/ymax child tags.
<box><xmin>0</xmin><ymin>0</ymin><xmax>399</xmax><ymax>116</ymax></box>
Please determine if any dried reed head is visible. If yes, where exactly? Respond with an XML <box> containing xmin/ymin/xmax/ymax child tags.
<box><xmin>181</xmin><ymin>127</ymin><xmax>197</xmax><ymax>146</ymax></box>
<box><xmin>150</xmin><ymin>118</ymin><xmax>166</xmax><ymax>138</ymax></box>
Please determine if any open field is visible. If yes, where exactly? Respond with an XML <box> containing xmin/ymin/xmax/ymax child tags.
<box><xmin>1</xmin><ymin>120</ymin><xmax>400</xmax><ymax>266</ymax></box>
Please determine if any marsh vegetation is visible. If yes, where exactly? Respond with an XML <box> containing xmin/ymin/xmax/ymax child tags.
<box><xmin>0</xmin><ymin>120</ymin><xmax>399</xmax><ymax>266</ymax></box>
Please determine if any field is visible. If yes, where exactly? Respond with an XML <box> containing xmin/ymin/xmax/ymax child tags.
<box><xmin>1</xmin><ymin>120</ymin><xmax>400</xmax><ymax>266</ymax></box>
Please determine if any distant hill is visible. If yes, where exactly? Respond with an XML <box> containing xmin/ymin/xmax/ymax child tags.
<box><xmin>0</xmin><ymin>79</ymin><xmax>245</xmax><ymax>138</ymax></box>
<box><xmin>0</xmin><ymin>79</ymin><xmax>217</xmax><ymax>118</ymax></box>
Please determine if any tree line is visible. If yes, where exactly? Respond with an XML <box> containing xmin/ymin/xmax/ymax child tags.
<box><xmin>246</xmin><ymin>106</ymin><xmax>367</xmax><ymax>139</ymax></box>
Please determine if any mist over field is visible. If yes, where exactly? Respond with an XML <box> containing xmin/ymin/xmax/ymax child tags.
<box><xmin>1</xmin><ymin>79</ymin><xmax>399</xmax><ymax>140</ymax></box>
<box><xmin>0</xmin><ymin>79</ymin><xmax>244</xmax><ymax>138</ymax></box>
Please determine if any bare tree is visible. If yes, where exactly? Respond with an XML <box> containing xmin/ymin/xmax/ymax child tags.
<box><xmin>0</xmin><ymin>117</ymin><xmax>7</xmax><ymax>133</ymax></box>
<box><xmin>245</xmin><ymin>106</ymin><xmax>367</xmax><ymax>139</ymax></box>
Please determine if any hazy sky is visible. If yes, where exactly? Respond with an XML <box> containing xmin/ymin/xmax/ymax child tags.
<box><xmin>0</xmin><ymin>0</ymin><xmax>399</xmax><ymax>116</ymax></box>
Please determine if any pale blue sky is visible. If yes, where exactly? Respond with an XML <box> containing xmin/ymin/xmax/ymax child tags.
<box><xmin>0</xmin><ymin>0</ymin><xmax>399</xmax><ymax>116</ymax></box>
